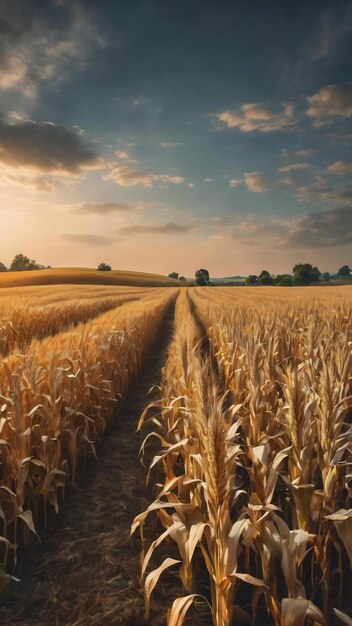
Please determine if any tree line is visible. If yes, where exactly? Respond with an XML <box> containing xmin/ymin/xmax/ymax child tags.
<box><xmin>245</xmin><ymin>264</ymin><xmax>351</xmax><ymax>286</ymax></box>
<box><xmin>167</xmin><ymin>265</ymin><xmax>351</xmax><ymax>286</ymax></box>
<box><xmin>1</xmin><ymin>256</ymin><xmax>351</xmax><ymax>286</ymax></box>
<box><xmin>0</xmin><ymin>254</ymin><xmax>50</xmax><ymax>272</ymax></box>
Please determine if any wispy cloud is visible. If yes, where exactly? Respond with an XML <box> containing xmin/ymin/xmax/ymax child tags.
<box><xmin>216</xmin><ymin>102</ymin><xmax>295</xmax><ymax>132</ymax></box>
<box><xmin>306</xmin><ymin>7</ymin><xmax>352</xmax><ymax>61</ymax></box>
<box><xmin>62</xmin><ymin>233</ymin><xmax>115</xmax><ymax>246</ymax></box>
<box><xmin>0</xmin><ymin>1</ymin><xmax>106</xmax><ymax>98</ymax></box>
<box><xmin>117</xmin><ymin>221</ymin><xmax>198</xmax><ymax>236</ymax></box>
<box><xmin>296</xmin><ymin>179</ymin><xmax>352</xmax><ymax>206</ymax></box>
<box><xmin>72</xmin><ymin>201</ymin><xmax>136</xmax><ymax>215</ymax></box>
<box><xmin>104</xmin><ymin>163</ymin><xmax>186</xmax><ymax>188</ymax></box>
<box><xmin>159</xmin><ymin>142</ymin><xmax>182</xmax><ymax>148</ymax></box>
<box><xmin>212</xmin><ymin>206</ymin><xmax>352</xmax><ymax>248</ymax></box>
<box><xmin>326</xmin><ymin>161</ymin><xmax>352</xmax><ymax>175</ymax></box>
<box><xmin>114</xmin><ymin>151</ymin><xmax>131</xmax><ymax>160</ymax></box>
<box><xmin>279</xmin><ymin>162</ymin><xmax>314</xmax><ymax>173</ymax></box>
<box><xmin>229</xmin><ymin>178</ymin><xmax>243</xmax><ymax>188</ymax></box>
<box><xmin>277</xmin><ymin>175</ymin><xmax>296</xmax><ymax>185</ymax></box>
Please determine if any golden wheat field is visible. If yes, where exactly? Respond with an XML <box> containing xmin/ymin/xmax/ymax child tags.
<box><xmin>0</xmin><ymin>285</ymin><xmax>351</xmax><ymax>626</ymax></box>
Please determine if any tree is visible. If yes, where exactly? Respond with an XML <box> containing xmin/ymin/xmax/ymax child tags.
<box><xmin>257</xmin><ymin>270</ymin><xmax>274</xmax><ymax>285</ymax></box>
<box><xmin>9</xmin><ymin>254</ymin><xmax>40</xmax><ymax>272</ymax></box>
<box><xmin>179</xmin><ymin>276</ymin><xmax>186</xmax><ymax>281</ymax></box>
<box><xmin>258</xmin><ymin>274</ymin><xmax>274</xmax><ymax>285</ymax></box>
<box><xmin>97</xmin><ymin>263</ymin><xmax>111</xmax><ymax>271</ymax></box>
<box><xmin>274</xmin><ymin>274</ymin><xmax>293</xmax><ymax>286</ymax></box>
<box><xmin>258</xmin><ymin>270</ymin><xmax>270</xmax><ymax>279</ymax></box>
<box><xmin>337</xmin><ymin>265</ymin><xmax>351</xmax><ymax>278</ymax></box>
<box><xmin>168</xmin><ymin>272</ymin><xmax>179</xmax><ymax>279</ymax></box>
<box><xmin>322</xmin><ymin>272</ymin><xmax>330</xmax><ymax>282</ymax></box>
<box><xmin>293</xmin><ymin>263</ymin><xmax>321</xmax><ymax>285</ymax></box>
<box><xmin>245</xmin><ymin>274</ymin><xmax>257</xmax><ymax>285</ymax></box>
<box><xmin>195</xmin><ymin>268</ymin><xmax>210</xmax><ymax>286</ymax></box>
<box><xmin>0</xmin><ymin>262</ymin><xmax>7</xmax><ymax>272</ymax></box>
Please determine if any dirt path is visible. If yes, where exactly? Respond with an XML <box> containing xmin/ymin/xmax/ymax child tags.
<box><xmin>0</xmin><ymin>301</ymin><xmax>176</xmax><ymax>626</ymax></box>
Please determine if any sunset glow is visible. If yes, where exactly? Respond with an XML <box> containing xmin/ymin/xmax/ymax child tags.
<box><xmin>0</xmin><ymin>0</ymin><xmax>351</xmax><ymax>275</ymax></box>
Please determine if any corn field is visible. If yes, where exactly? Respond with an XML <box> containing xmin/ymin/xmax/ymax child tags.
<box><xmin>0</xmin><ymin>284</ymin><xmax>351</xmax><ymax>626</ymax></box>
<box><xmin>134</xmin><ymin>287</ymin><xmax>352</xmax><ymax>626</ymax></box>
<box><xmin>0</xmin><ymin>286</ymin><xmax>175</xmax><ymax>577</ymax></box>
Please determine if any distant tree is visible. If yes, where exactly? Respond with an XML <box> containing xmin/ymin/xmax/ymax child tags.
<box><xmin>322</xmin><ymin>271</ymin><xmax>330</xmax><ymax>282</ymax></box>
<box><xmin>97</xmin><ymin>263</ymin><xmax>111</xmax><ymax>271</ymax></box>
<box><xmin>168</xmin><ymin>272</ymin><xmax>179</xmax><ymax>279</ymax></box>
<box><xmin>9</xmin><ymin>254</ymin><xmax>40</xmax><ymax>272</ymax></box>
<box><xmin>275</xmin><ymin>274</ymin><xmax>294</xmax><ymax>286</ymax></box>
<box><xmin>337</xmin><ymin>265</ymin><xmax>351</xmax><ymax>278</ymax></box>
<box><xmin>258</xmin><ymin>270</ymin><xmax>270</xmax><ymax>280</ymax></box>
<box><xmin>245</xmin><ymin>274</ymin><xmax>257</xmax><ymax>285</ymax></box>
<box><xmin>195</xmin><ymin>268</ymin><xmax>210</xmax><ymax>286</ymax></box>
<box><xmin>0</xmin><ymin>262</ymin><xmax>7</xmax><ymax>272</ymax></box>
<box><xmin>293</xmin><ymin>263</ymin><xmax>321</xmax><ymax>285</ymax></box>
<box><xmin>179</xmin><ymin>276</ymin><xmax>186</xmax><ymax>281</ymax></box>
<box><xmin>257</xmin><ymin>270</ymin><xmax>274</xmax><ymax>285</ymax></box>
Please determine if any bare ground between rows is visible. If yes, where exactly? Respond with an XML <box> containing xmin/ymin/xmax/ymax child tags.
<box><xmin>0</xmin><ymin>301</ymin><xmax>176</xmax><ymax>626</ymax></box>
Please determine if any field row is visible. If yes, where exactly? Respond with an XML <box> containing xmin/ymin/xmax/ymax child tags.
<box><xmin>0</xmin><ymin>286</ymin><xmax>164</xmax><ymax>358</ymax></box>
<box><xmin>135</xmin><ymin>287</ymin><xmax>352</xmax><ymax>626</ymax></box>
<box><xmin>0</xmin><ymin>285</ymin><xmax>351</xmax><ymax>626</ymax></box>
<box><xmin>0</xmin><ymin>288</ymin><xmax>177</xmax><ymax>575</ymax></box>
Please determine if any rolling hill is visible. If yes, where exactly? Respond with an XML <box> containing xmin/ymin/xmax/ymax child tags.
<box><xmin>0</xmin><ymin>267</ymin><xmax>181</xmax><ymax>288</ymax></box>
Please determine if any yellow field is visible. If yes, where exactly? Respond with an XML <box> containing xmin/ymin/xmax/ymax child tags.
<box><xmin>0</xmin><ymin>285</ymin><xmax>351</xmax><ymax>625</ymax></box>
<box><xmin>0</xmin><ymin>267</ymin><xmax>181</xmax><ymax>288</ymax></box>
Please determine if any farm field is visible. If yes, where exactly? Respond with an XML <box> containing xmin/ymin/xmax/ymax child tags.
<box><xmin>0</xmin><ymin>267</ymin><xmax>181</xmax><ymax>289</ymax></box>
<box><xmin>0</xmin><ymin>285</ymin><xmax>351</xmax><ymax>626</ymax></box>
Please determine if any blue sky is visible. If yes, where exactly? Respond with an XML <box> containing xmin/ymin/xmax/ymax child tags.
<box><xmin>0</xmin><ymin>0</ymin><xmax>351</xmax><ymax>275</ymax></box>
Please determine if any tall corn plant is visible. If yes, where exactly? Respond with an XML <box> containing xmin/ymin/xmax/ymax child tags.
<box><xmin>0</xmin><ymin>291</ymin><xmax>176</xmax><ymax>572</ymax></box>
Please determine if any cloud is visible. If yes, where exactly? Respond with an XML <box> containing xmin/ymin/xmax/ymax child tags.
<box><xmin>0</xmin><ymin>117</ymin><xmax>104</xmax><ymax>193</ymax></box>
<box><xmin>296</xmin><ymin>180</ymin><xmax>352</xmax><ymax>206</ymax></box>
<box><xmin>0</xmin><ymin>118</ymin><xmax>102</xmax><ymax>174</ymax></box>
<box><xmin>324</xmin><ymin>131</ymin><xmax>352</xmax><ymax>144</ymax></box>
<box><xmin>73</xmin><ymin>201</ymin><xmax>135</xmax><ymax>215</ymax></box>
<box><xmin>203</xmin><ymin>178</ymin><xmax>214</xmax><ymax>183</ymax></box>
<box><xmin>114</xmin><ymin>151</ymin><xmax>130</xmax><ymax>160</ymax></box>
<box><xmin>62</xmin><ymin>233</ymin><xmax>115</xmax><ymax>246</ymax></box>
<box><xmin>229</xmin><ymin>178</ymin><xmax>243</xmax><ymax>188</ymax></box>
<box><xmin>244</xmin><ymin>172</ymin><xmax>270</xmax><ymax>193</ymax></box>
<box><xmin>281</xmin><ymin>148</ymin><xmax>315</xmax><ymax>158</ymax></box>
<box><xmin>281</xmin><ymin>206</ymin><xmax>352</xmax><ymax>248</ymax></box>
<box><xmin>326</xmin><ymin>161</ymin><xmax>352</xmax><ymax>175</ymax></box>
<box><xmin>306</xmin><ymin>8</ymin><xmax>352</xmax><ymax>61</ymax></box>
<box><xmin>277</xmin><ymin>175</ymin><xmax>296</xmax><ymax>185</ymax></box>
<box><xmin>216</xmin><ymin>102</ymin><xmax>295</xmax><ymax>132</ymax></box>
<box><xmin>0</xmin><ymin>1</ymin><xmax>106</xmax><ymax>97</ymax></box>
<box><xmin>117</xmin><ymin>221</ymin><xmax>197</xmax><ymax>236</ymax></box>
<box><xmin>279</xmin><ymin>162</ymin><xmax>314</xmax><ymax>173</ymax></box>
<box><xmin>104</xmin><ymin>163</ymin><xmax>186</xmax><ymax>188</ymax></box>
<box><xmin>71</xmin><ymin>200</ymin><xmax>155</xmax><ymax>215</ymax></box>
<box><xmin>306</xmin><ymin>84</ymin><xmax>352</xmax><ymax>126</ymax></box>
<box><xmin>294</xmin><ymin>149</ymin><xmax>315</xmax><ymax>157</ymax></box>
<box><xmin>159</xmin><ymin>142</ymin><xmax>182</xmax><ymax>148</ymax></box>
<box><xmin>212</xmin><ymin>206</ymin><xmax>352</xmax><ymax>249</ymax></box>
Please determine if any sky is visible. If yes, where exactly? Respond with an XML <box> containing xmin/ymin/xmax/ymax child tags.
<box><xmin>0</xmin><ymin>0</ymin><xmax>351</xmax><ymax>277</ymax></box>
